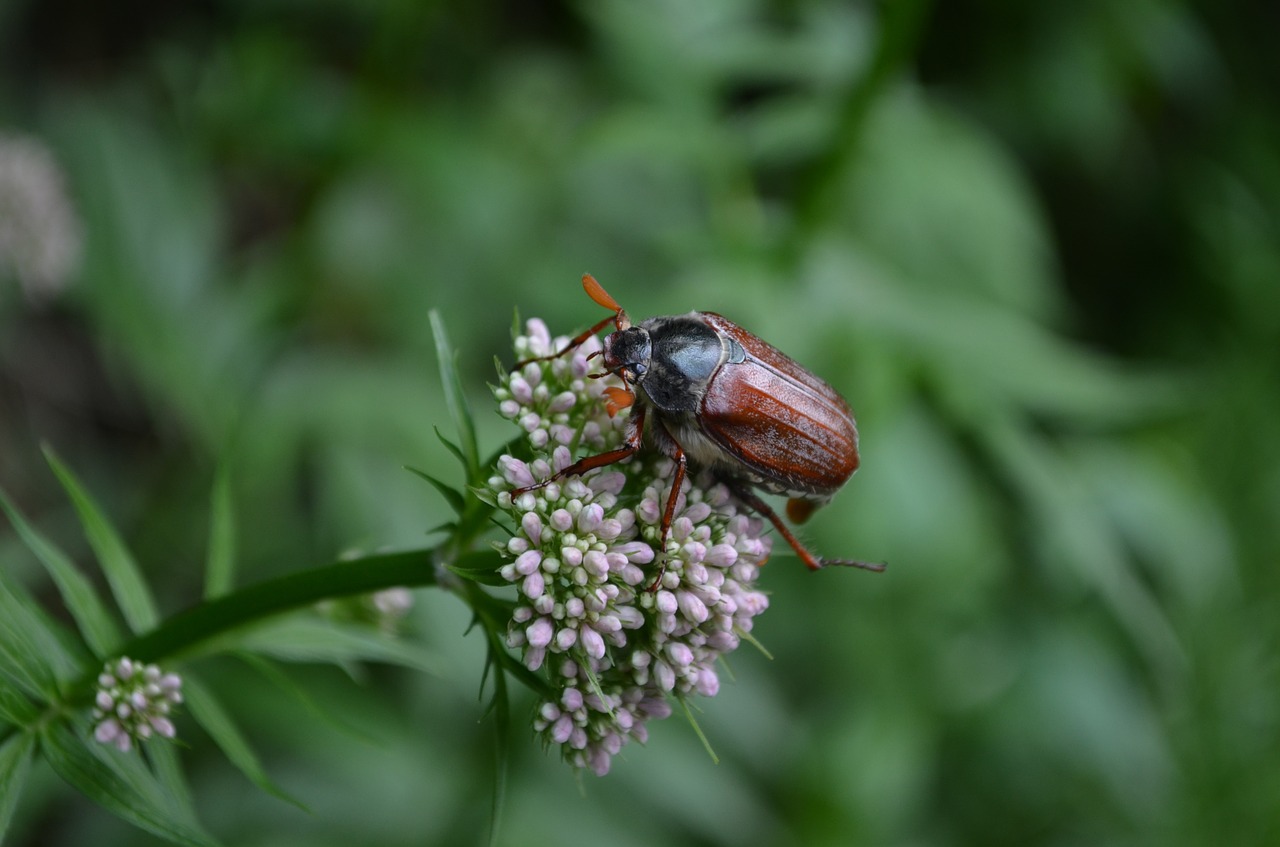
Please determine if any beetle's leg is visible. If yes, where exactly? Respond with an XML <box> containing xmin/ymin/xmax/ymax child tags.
<box><xmin>643</xmin><ymin>442</ymin><xmax>688</xmax><ymax>591</ymax></box>
<box><xmin>510</xmin><ymin>404</ymin><xmax>647</xmax><ymax>498</ymax></box>
<box><xmin>512</xmin><ymin>313</ymin><xmax>619</xmax><ymax>370</ymax></box>
<box><xmin>728</xmin><ymin>483</ymin><xmax>885</xmax><ymax>573</ymax></box>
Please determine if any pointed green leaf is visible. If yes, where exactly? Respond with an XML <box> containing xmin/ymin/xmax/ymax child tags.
<box><xmin>234</xmin><ymin>617</ymin><xmax>443</xmax><ymax>675</ymax></box>
<box><xmin>183</xmin><ymin>674</ymin><xmax>304</xmax><ymax>808</ymax></box>
<box><xmin>40</xmin><ymin>722</ymin><xmax>220</xmax><ymax>847</ymax></box>
<box><xmin>433</xmin><ymin>426</ymin><xmax>469</xmax><ymax>474</ymax></box>
<box><xmin>679</xmin><ymin>697</ymin><xmax>720</xmax><ymax>765</ymax></box>
<box><xmin>404</xmin><ymin>465</ymin><xmax>466</xmax><ymax>517</ymax></box>
<box><xmin>0</xmin><ymin>484</ymin><xmax>123</xmax><ymax>656</ymax></box>
<box><xmin>204</xmin><ymin>460</ymin><xmax>236</xmax><ymax>600</ymax></box>
<box><xmin>43</xmin><ymin>446</ymin><xmax>159</xmax><ymax>633</ymax></box>
<box><xmin>0</xmin><ymin>731</ymin><xmax>36</xmax><ymax>843</ymax></box>
<box><xmin>429</xmin><ymin>310</ymin><xmax>480</xmax><ymax>481</ymax></box>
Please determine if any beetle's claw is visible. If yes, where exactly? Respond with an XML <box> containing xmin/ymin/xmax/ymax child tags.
<box><xmin>818</xmin><ymin>557</ymin><xmax>886</xmax><ymax>573</ymax></box>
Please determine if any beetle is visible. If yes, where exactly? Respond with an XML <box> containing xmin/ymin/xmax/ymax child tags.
<box><xmin>512</xmin><ymin>274</ymin><xmax>883</xmax><ymax>575</ymax></box>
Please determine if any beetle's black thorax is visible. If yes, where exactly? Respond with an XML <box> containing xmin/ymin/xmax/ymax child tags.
<box><xmin>629</xmin><ymin>314</ymin><xmax>726</xmax><ymax>413</ymax></box>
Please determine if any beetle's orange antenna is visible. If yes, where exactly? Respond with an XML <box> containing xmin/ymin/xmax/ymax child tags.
<box><xmin>582</xmin><ymin>274</ymin><xmax>621</xmax><ymax>312</ymax></box>
<box><xmin>582</xmin><ymin>274</ymin><xmax>632</xmax><ymax>330</ymax></box>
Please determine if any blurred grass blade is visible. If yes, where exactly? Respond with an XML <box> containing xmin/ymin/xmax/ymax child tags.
<box><xmin>183</xmin><ymin>674</ymin><xmax>305</xmax><ymax>809</ymax></box>
<box><xmin>0</xmin><ymin>574</ymin><xmax>67</xmax><ymax>700</ymax></box>
<box><xmin>0</xmin><ymin>485</ymin><xmax>123</xmax><ymax>657</ymax></box>
<box><xmin>0</xmin><ymin>683</ymin><xmax>39</xmax><ymax>727</ymax></box>
<box><xmin>147</xmin><ymin>739</ymin><xmax>194</xmax><ymax>820</ymax></box>
<box><xmin>235</xmin><ymin>653</ymin><xmax>379</xmax><ymax>744</ymax></box>
<box><xmin>43</xmin><ymin>446</ymin><xmax>159</xmax><ymax>633</ymax></box>
<box><xmin>487</xmin><ymin>653</ymin><xmax>509</xmax><ymax>847</ymax></box>
<box><xmin>429</xmin><ymin>309</ymin><xmax>479</xmax><ymax>482</ymax></box>
<box><xmin>0</xmin><ymin>731</ymin><xmax>35</xmax><ymax>843</ymax></box>
<box><xmin>40</xmin><ymin>722</ymin><xmax>220</xmax><ymax>847</ymax></box>
<box><xmin>233</xmin><ymin>617</ymin><xmax>442</xmax><ymax>675</ymax></box>
<box><xmin>204</xmin><ymin>460</ymin><xmax>236</xmax><ymax>599</ymax></box>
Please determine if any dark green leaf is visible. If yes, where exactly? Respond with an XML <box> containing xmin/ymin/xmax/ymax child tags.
<box><xmin>429</xmin><ymin>310</ymin><xmax>480</xmax><ymax>482</ymax></box>
<box><xmin>0</xmin><ymin>731</ymin><xmax>35</xmax><ymax>843</ymax></box>
<box><xmin>43</xmin><ymin>446</ymin><xmax>159</xmax><ymax>633</ymax></box>
<box><xmin>404</xmin><ymin>465</ymin><xmax>466</xmax><ymax>517</ymax></box>
<box><xmin>183</xmin><ymin>674</ymin><xmax>304</xmax><ymax>809</ymax></box>
<box><xmin>115</xmin><ymin>548</ymin><xmax>435</xmax><ymax>664</ymax></box>
<box><xmin>204</xmin><ymin>459</ymin><xmax>236</xmax><ymax>600</ymax></box>
<box><xmin>40</xmin><ymin>722</ymin><xmax>220</xmax><ymax>847</ymax></box>
<box><xmin>0</xmin><ymin>484</ymin><xmax>123</xmax><ymax>658</ymax></box>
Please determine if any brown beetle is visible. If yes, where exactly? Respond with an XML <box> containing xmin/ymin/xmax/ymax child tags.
<box><xmin>512</xmin><ymin>274</ymin><xmax>883</xmax><ymax>575</ymax></box>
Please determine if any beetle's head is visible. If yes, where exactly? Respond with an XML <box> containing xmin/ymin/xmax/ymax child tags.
<box><xmin>601</xmin><ymin>326</ymin><xmax>652</xmax><ymax>384</ymax></box>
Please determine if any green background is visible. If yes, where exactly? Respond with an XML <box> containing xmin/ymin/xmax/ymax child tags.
<box><xmin>2</xmin><ymin>0</ymin><xmax>1278</xmax><ymax>844</ymax></box>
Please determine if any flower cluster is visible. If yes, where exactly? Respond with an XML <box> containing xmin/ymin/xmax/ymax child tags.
<box><xmin>91</xmin><ymin>657</ymin><xmax>184</xmax><ymax>753</ymax></box>
<box><xmin>485</xmin><ymin>319</ymin><xmax>772</xmax><ymax>775</ymax></box>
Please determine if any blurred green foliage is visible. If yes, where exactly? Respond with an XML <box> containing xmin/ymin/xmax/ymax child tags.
<box><xmin>2</xmin><ymin>0</ymin><xmax>1278</xmax><ymax>845</ymax></box>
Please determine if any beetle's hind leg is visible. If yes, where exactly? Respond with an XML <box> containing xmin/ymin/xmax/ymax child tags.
<box><xmin>727</xmin><ymin>483</ymin><xmax>885</xmax><ymax>573</ymax></box>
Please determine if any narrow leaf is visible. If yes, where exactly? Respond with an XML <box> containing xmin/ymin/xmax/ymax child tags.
<box><xmin>0</xmin><ymin>484</ymin><xmax>123</xmax><ymax>656</ymax></box>
<box><xmin>40</xmin><ymin>722</ymin><xmax>220</xmax><ymax>847</ymax></box>
<box><xmin>43</xmin><ymin>446</ymin><xmax>159</xmax><ymax>633</ymax></box>
<box><xmin>433</xmin><ymin>427</ymin><xmax>469</xmax><ymax>474</ymax></box>
<box><xmin>429</xmin><ymin>310</ymin><xmax>480</xmax><ymax>481</ymax></box>
<box><xmin>204</xmin><ymin>460</ymin><xmax>236</xmax><ymax>600</ymax></box>
<box><xmin>679</xmin><ymin>698</ymin><xmax>719</xmax><ymax>765</ymax></box>
<box><xmin>0</xmin><ymin>731</ymin><xmax>36</xmax><ymax>843</ymax></box>
<box><xmin>183</xmin><ymin>674</ymin><xmax>304</xmax><ymax>808</ymax></box>
<box><xmin>404</xmin><ymin>466</ymin><xmax>466</xmax><ymax>517</ymax></box>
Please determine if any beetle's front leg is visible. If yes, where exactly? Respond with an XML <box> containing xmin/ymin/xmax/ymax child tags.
<box><xmin>510</xmin><ymin>404</ymin><xmax>647</xmax><ymax>498</ymax></box>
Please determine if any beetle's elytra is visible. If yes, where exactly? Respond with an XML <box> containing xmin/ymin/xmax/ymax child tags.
<box><xmin>511</xmin><ymin>274</ymin><xmax>883</xmax><ymax>576</ymax></box>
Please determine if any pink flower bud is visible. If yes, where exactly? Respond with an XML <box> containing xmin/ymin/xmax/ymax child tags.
<box><xmin>515</xmin><ymin>550</ymin><xmax>543</xmax><ymax>575</ymax></box>
<box><xmin>527</xmin><ymin>617</ymin><xmax>554</xmax><ymax>648</ymax></box>
<box><xmin>521</xmin><ymin>513</ymin><xmax>543</xmax><ymax>546</ymax></box>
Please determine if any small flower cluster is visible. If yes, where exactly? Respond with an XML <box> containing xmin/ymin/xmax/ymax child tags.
<box><xmin>92</xmin><ymin>657</ymin><xmax>183</xmax><ymax>753</ymax></box>
<box><xmin>485</xmin><ymin>319</ymin><xmax>772</xmax><ymax>775</ymax></box>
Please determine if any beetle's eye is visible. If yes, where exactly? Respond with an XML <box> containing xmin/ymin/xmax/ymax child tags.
<box><xmin>630</xmin><ymin>362</ymin><xmax>647</xmax><ymax>378</ymax></box>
